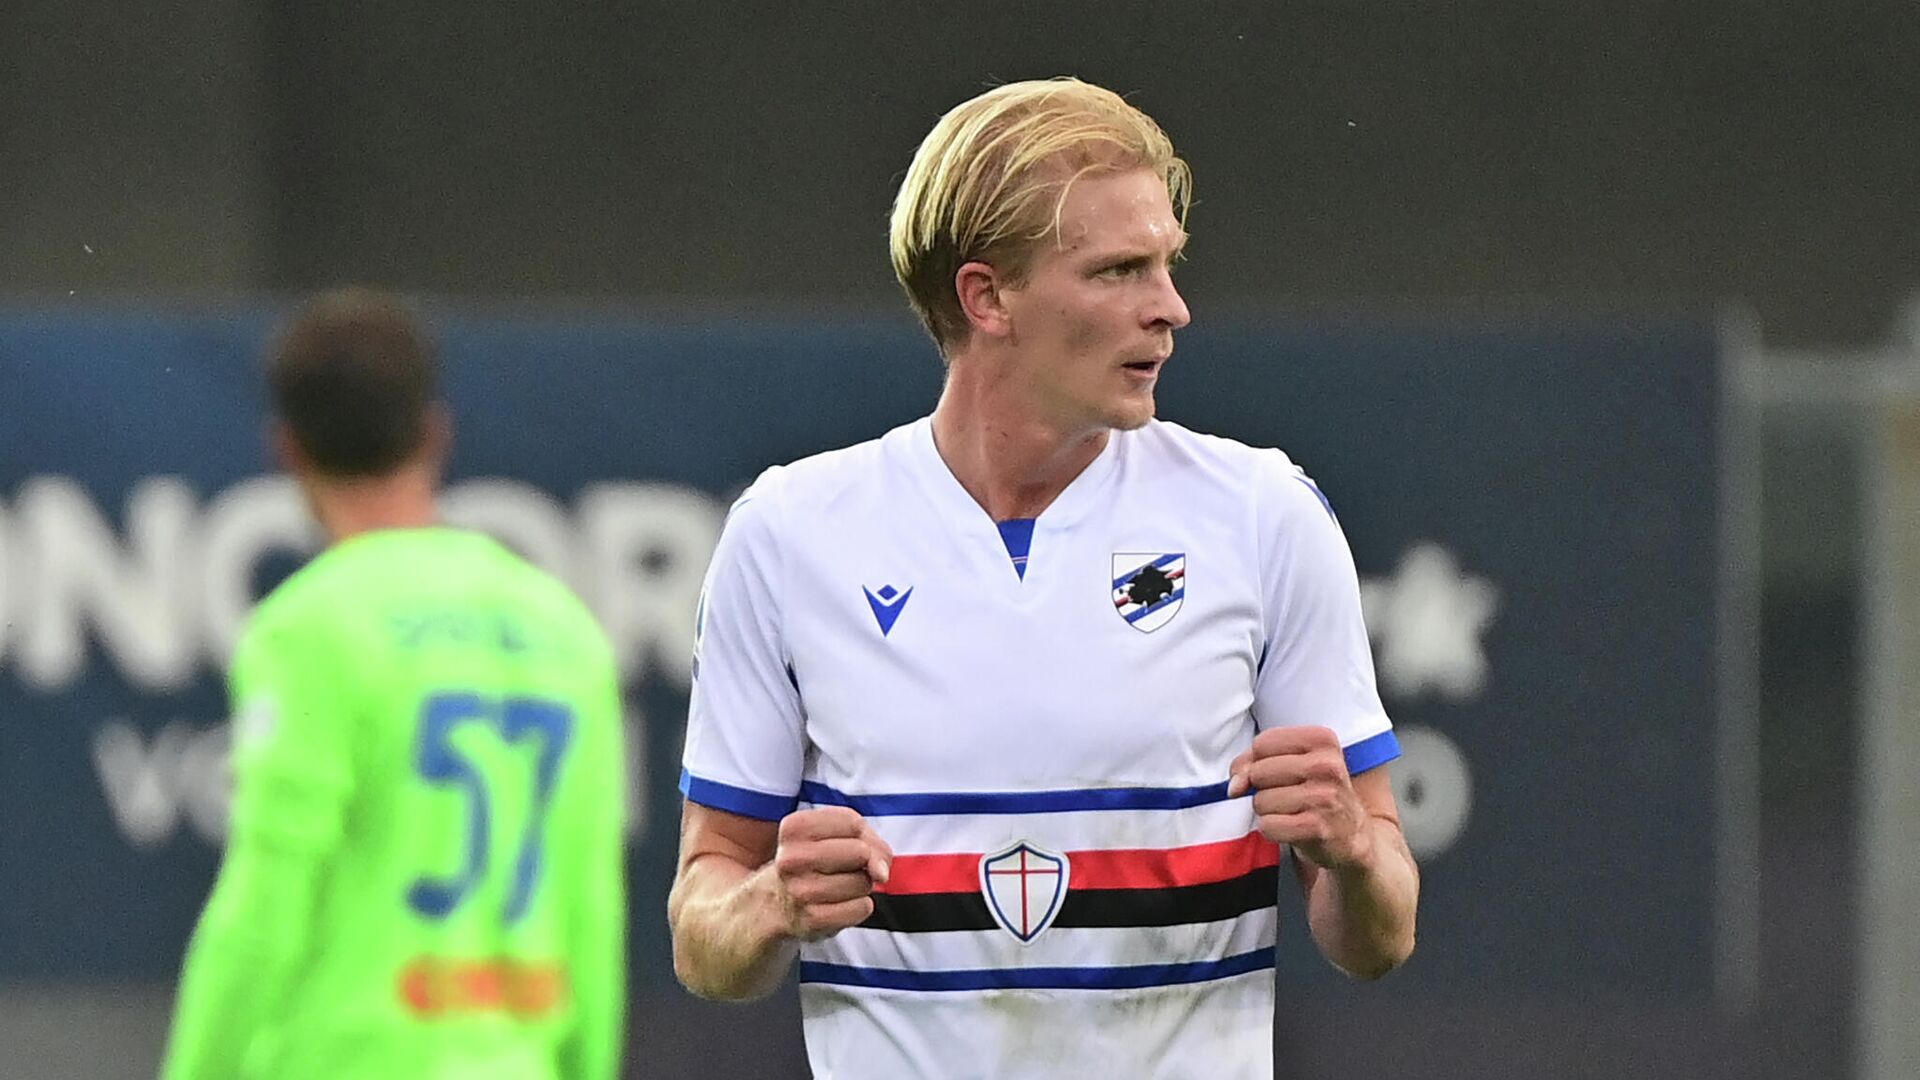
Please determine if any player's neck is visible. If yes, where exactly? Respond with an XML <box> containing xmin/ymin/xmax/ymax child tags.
<box><xmin>302</xmin><ymin>465</ymin><xmax>441</xmax><ymax>545</ymax></box>
<box><xmin>930</xmin><ymin>370</ymin><xmax>1109</xmax><ymax>522</ymax></box>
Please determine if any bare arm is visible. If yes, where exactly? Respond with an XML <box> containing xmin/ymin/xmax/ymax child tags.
<box><xmin>666</xmin><ymin>802</ymin><xmax>791</xmax><ymax>1001</ymax></box>
<box><xmin>667</xmin><ymin>801</ymin><xmax>891</xmax><ymax>1002</ymax></box>
<box><xmin>1233</xmin><ymin>726</ymin><xmax>1418</xmax><ymax>980</ymax></box>
<box><xmin>1290</xmin><ymin>766</ymin><xmax>1418</xmax><ymax>979</ymax></box>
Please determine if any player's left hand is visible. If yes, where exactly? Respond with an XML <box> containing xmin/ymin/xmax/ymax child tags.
<box><xmin>1227</xmin><ymin>725</ymin><xmax>1373</xmax><ymax>871</ymax></box>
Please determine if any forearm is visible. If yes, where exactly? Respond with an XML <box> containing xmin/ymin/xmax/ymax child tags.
<box><xmin>1306</xmin><ymin>817</ymin><xmax>1418</xmax><ymax>979</ymax></box>
<box><xmin>564</xmin><ymin>876</ymin><xmax>627</xmax><ymax>1080</ymax></box>
<box><xmin>162</xmin><ymin>843</ymin><xmax>316</xmax><ymax>1080</ymax></box>
<box><xmin>164</xmin><ymin>924</ymin><xmax>282</xmax><ymax>1080</ymax></box>
<box><xmin>667</xmin><ymin>854</ymin><xmax>798</xmax><ymax>1001</ymax></box>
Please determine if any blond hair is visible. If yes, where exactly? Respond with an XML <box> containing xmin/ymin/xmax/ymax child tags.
<box><xmin>888</xmin><ymin>77</ymin><xmax>1192</xmax><ymax>351</ymax></box>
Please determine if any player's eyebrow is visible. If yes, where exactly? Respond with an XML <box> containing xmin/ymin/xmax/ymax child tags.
<box><xmin>1091</xmin><ymin>229</ymin><xmax>1188</xmax><ymax>269</ymax></box>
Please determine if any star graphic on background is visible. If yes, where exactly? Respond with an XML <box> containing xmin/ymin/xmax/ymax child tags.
<box><xmin>1360</xmin><ymin>542</ymin><xmax>1499</xmax><ymax>702</ymax></box>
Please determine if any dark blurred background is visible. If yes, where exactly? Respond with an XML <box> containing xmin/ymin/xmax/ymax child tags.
<box><xmin>3</xmin><ymin>2</ymin><xmax>1915</xmax><ymax>1078</ymax></box>
<box><xmin>7</xmin><ymin>1</ymin><xmax>1916</xmax><ymax>341</ymax></box>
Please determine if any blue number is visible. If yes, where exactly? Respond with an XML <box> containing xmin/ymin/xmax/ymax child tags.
<box><xmin>500</xmin><ymin>698</ymin><xmax>573</xmax><ymax>924</ymax></box>
<box><xmin>406</xmin><ymin>693</ymin><xmax>575</xmax><ymax>924</ymax></box>
<box><xmin>406</xmin><ymin>694</ymin><xmax>492</xmax><ymax>918</ymax></box>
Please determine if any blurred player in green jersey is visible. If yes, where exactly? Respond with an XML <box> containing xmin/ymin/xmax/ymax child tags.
<box><xmin>161</xmin><ymin>288</ymin><xmax>627</xmax><ymax>1080</ymax></box>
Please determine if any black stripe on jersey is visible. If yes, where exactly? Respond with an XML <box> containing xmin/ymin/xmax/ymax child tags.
<box><xmin>865</xmin><ymin>892</ymin><xmax>997</xmax><ymax>933</ymax></box>
<box><xmin>862</xmin><ymin>866</ymin><xmax>1279</xmax><ymax>934</ymax></box>
<box><xmin>1060</xmin><ymin>867</ymin><xmax>1280</xmax><ymax>929</ymax></box>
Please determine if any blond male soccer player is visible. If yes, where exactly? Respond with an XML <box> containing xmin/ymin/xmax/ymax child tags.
<box><xmin>670</xmin><ymin>78</ymin><xmax>1418</xmax><ymax>1078</ymax></box>
<box><xmin>161</xmin><ymin>290</ymin><xmax>626</xmax><ymax>1080</ymax></box>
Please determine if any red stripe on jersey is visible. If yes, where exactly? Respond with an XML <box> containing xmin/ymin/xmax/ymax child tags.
<box><xmin>1072</xmin><ymin>832</ymin><xmax>1280</xmax><ymax>890</ymax></box>
<box><xmin>877</xmin><ymin>832</ymin><xmax>1280</xmax><ymax>896</ymax></box>
<box><xmin>878</xmin><ymin>852</ymin><xmax>995</xmax><ymax>894</ymax></box>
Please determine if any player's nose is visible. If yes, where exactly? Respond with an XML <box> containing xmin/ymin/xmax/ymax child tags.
<box><xmin>1147</xmin><ymin>269</ymin><xmax>1191</xmax><ymax>331</ymax></box>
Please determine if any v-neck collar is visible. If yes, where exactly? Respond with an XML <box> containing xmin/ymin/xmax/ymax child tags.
<box><xmin>906</xmin><ymin>414</ymin><xmax>1125</xmax><ymax>539</ymax></box>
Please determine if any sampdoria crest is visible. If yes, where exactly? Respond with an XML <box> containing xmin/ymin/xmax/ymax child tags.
<box><xmin>979</xmin><ymin>841</ymin><xmax>1071</xmax><ymax>943</ymax></box>
<box><xmin>1112</xmin><ymin>553</ymin><xmax>1185</xmax><ymax>633</ymax></box>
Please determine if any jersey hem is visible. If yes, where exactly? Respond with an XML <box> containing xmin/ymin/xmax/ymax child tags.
<box><xmin>680</xmin><ymin>769</ymin><xmax>798</xmax><ymax>821</ymax></box>
<box><xmin>796</xmin><ymin>946</ymin><xmax>1276</xmax><ymax>992</ymax></box>
<box><xmin>1343</xmin><ymin>729</ymin><xmax>1401</xmax><ymax>775</ymax></box>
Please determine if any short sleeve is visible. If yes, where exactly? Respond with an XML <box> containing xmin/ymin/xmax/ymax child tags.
<box><xmin>679</xmin><ymin>478</ymin><xmax>807</xmax><ymax>820</ymax></box>
<box><xmin>226</xmin><ymin>606</ymin><xmax>356</xmax><ymax>857</ymax></box>
<box><xmin>1251</xmin><ymin>458</ymin><xmax>1400</xmax><ymax>776</ymax></box>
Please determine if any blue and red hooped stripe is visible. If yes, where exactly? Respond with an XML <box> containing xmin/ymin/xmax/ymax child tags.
<box><xmin>860</xmin><ymin>833</ymin><xmax>1282</xmax><ymax>935</ymax></box>
<box><xmin>863</xmin><ymin>865</ymin><xmax>1279</xmax><ymax>933</ymax></box>
<box><xmin>879</xmin><ymin>832</ymin><xmax>1279</xmax><ymax>895</ymax></box>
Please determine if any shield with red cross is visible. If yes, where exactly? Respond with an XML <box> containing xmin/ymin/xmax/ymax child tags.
<box><xmin>978</xmin><ymin>841</ymin><xmax>1071</xmax><ymax>943</ymax></box>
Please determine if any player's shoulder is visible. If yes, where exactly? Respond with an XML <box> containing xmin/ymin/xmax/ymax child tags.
<box><xmin>244</xmin><ymin>528</ymin><xmax>595</xmax><ymax>644</ymax></box>
<box><xmin>1136</xmin><ymin>422</ymin><xmax>1346</xmax><ymax>571</ymax></box>
<box><xmin>231</xmin><ymin>553</ymin><xmax>353</xmax><ymax>676</ymax></box>
<box><xmin>1133</xmin><ymin>419</ymin><xmax>1340</xmax><ymax>530</ymax></box>
<box><xmin>464</xmin><ymin>532</ymin><xmax>613</xmax><ymax>653</ymax></box>
<box><xmin>242</xmin><ymin>542</ymin><xmax>352</xmax><ymax>639</ymax></box>
<box><xmin>1133</xmin><ymin>419</ymin><xmax>1312</xmax><ymax>492</ymax></box>
<box><xmin>724</xmin><ymin>419</ymin><xmax>916</xmax><ymax>530</ymax></box>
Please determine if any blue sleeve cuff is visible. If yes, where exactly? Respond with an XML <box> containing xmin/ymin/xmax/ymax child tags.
<box><xmin>1343</xmin><ymin>729</ymin><xmax>1402</xmax><ymax>776</ymax></box>
<box><xmin>679</xmin><ymin>768</ymin><xmax>799</xmax><ymax>821</ymax></box>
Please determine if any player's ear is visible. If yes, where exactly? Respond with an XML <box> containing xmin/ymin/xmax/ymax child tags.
<box><xmin>420</xmin><ymin>402</ymin><xmax>453</xmax><ymax>474</ymax></box>
<box><xmin>269</xmin><ymin>420</ymin><xmax>309</xmax><ymax>475</ymax></box>
<box><xmin>955</xmin><ymin>260</ymin><xmax>1013</xmax><ymax>341</ymax></box>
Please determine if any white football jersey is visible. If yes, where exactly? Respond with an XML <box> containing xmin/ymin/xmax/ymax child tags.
<box><xmin>682</xmin><ymin>417</ymin><xmax>1397</xmax><ymax>1080</ymax></box>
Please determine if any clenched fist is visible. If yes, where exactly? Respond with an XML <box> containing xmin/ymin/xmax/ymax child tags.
<box><xmin>1228</xmin><ymin>726</ymin><xmax>1373</xmax><ymax>871</ymax></box>
<box><xmin>772</xmin><ymin>806</ymin><xmax>894</xmax><ymax>941</ymax></box>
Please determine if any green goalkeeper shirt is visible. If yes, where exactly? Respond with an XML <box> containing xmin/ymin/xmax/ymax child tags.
<box><xmin>162</xmin><ymin>527</ymin><xmax>627</xmax><ymax>1080</ymax></box>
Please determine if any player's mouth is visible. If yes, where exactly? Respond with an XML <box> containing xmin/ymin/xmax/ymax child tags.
<box><xmin>1122</xmin><ymin>358</ymin><xmax>1165</xmax><ymax>382</ymax></box>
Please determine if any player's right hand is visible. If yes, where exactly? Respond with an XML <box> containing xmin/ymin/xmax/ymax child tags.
<box><xmin>771</xmin><ymin>806</ymin><xmax>893</xmax><ymax>941</ymax></box>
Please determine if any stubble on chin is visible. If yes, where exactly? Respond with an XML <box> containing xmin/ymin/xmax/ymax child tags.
<box><xmin>1104</xmin><ymin>394</ymin><xmax>1156</xmax><ymax>432</ymax></box>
